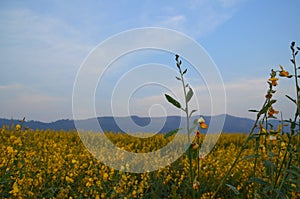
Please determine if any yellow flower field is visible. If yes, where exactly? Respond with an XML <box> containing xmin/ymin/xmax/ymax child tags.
<box><xmin>1</xmin><ymin>125</ymin><xmax>297</xmax><ymax>199</ymax></box>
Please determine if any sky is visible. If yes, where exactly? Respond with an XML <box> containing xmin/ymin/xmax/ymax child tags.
<box><xmin>0</xmin><ymin>0</ymin><xmax>300</xmax><ymax>122</ymax></box>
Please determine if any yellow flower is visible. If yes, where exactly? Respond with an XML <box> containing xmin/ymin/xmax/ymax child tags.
<box><xmin>198</xmin><ymin>117</ymin><xmax>208</xmax><ymax>129</ymax></box>
<box><xmin>279</xmin><ymin>65</ymin><xmax>290</xmax><ymax>77</ymax></box>
<box><xmin>65</xmin><ymin>176</ymin><xmax>74</xmax><ymax>183</ymax></box>
<box><xmin>9</xmin><ymin>182</ymin><xmax>19</xmax><ymax>196</ymax></box>
<box><xmin>16</xmin><ymin>124</ymin><xmax>21</xmax><ymax>131</ymax></box>
<box><xmin>103</xmin><ymin>173</ymin><xmax>109</xmax><ymax>181</ymax></box>
<box><xmin>268</xmin><ymin>77</ymin><xmax>278</xmax><ymax>86</ymax></box>
<box><xmin>13</xmin><ymin>137</ymin><xmax>22</xmax><ymax>146</ymax></box>
<box><xmin>7</xmin><ymin>146</ymin><xmax>14</xmax><ymax>154</ymax></box>
<box><xmin>268</xmin><ymin>106</ymin><xmax>279</xmax><ymax>117</ymax></box>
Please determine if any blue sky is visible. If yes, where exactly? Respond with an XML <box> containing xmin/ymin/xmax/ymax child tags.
<box><xmin>0</xmin><ymin>0</ymin><xmax>299</xmax><ymax>122</ymax></box>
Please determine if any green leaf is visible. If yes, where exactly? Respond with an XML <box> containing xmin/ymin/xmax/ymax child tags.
<box><xmin>242</xmin><ymin>154</ymin><xmax>260</xmax><ymax>161</ymax></box>
<box><xmin>248</xmin><ymin>109</ymin><xmax>259</xmax><ymax>112</ymax></box>
<box><xmin>225</xmin><ymin>184</ymin><xmax>240</xmax><ymax>195</ymax></box>
<box><xmin>165</xmin><ymin>94</ymin><xmax>181</xmax><ymax>109</ymax></box>
<box><xmin>248</xmin><ymin>177</ymin><xmax>270</xmax><ymax>186</ymax></box>
<box><xmin>164</xmin><ymin>128</ymin><xmax>181</xmax><ymax>139</ymax></box>
<box><xmin>286</xmin><ymin>169</ymin><xmax>300</xmax><ymax>178</ymax></box>
<box><xmin>175</xmin><ymin>76</ymin><xmax>181</xmax><ymax>81</ymax></box>
<box><xmin>264</xmin><ymin>160</ymin><xmax>275</xmax><ymax>176</ymax></box>
<box><xmin>186</xmin><ymin>87</ymin><xmax>194</xmax><ymax>103</ymax></box>
<box><xmin>182</xmin><ymin>68</ymin><xmax>187</xmax><ymax>75</ymax></box>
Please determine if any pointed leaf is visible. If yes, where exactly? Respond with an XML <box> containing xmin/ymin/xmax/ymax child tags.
<box><xmin>182</xmin><ymin>68</ymin><xmax>187</xmax><ymax>75</ymax></box>
<box><xmin>225</xmin><ymin>184</ymin><xmax>240</xmax><ymax>195</ymax></box>
<box><xmin>286</xmin><ymin>169</ymin><xmax>300</xmax><ymax>178</ymax></box>
<box><xmin>165</xmin><ymin>94</ymin><xmax>181</xmax><ymax>109</ymax></box>
<box><xmin>164</xmin><ymin>128</ymin><xmax>181</xmax><ymax>139</ymax></box>
<box><xmin>290</xmin><ymin>59</ymin><xmax>295</xmax><ymax>64</ymax></box>
<box><xmin>248</xmin><ymin>109</ymin><xmax>259</xmax><ymax>112</ymax></box>
<box><xmin>285</xmin><ymin>95</ymin><xmax>297</xmax><ymax>104</ymax></box>
<box><xmin>248</xmin><ymin>177</ymin><xmax>270</xmax><ymax>186</ymax></box>
<box><xmin>176</xmin><ymin>76</ymin><xmax>181</xmax><ymax>81</ymax></box>
<box><xmin>242</xmin><ymin>154</ymin><xmax>260</xmax><ymax>161</ymax></box>
<box><xmin>186</xmin><ymin>87</ymin><xmax>194</xmax><ymax>103</ymax></box>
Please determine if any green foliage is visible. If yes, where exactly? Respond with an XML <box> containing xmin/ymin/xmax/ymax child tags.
<box><xmin>213</xmin><ymin>41</ymin><xmax>300</xmax><ymax>199</ymax></box>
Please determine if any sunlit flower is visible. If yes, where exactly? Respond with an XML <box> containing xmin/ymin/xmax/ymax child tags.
<box><xmin>198</xmin><ymin>117</ymin><xmax>208</xmax><ymax>129</ymax></box>
<box><xmin>9</xmin><ymin>182</ymin><xmax>19</xmax><ymax>196</ymax></box>
<box><xmin>279</xmin><ymin>65</ymin><xmax>290</xmax><ymax>77</ymax></box>
<box><xmin>193</xmin><ymin>181</ymin><xmax>200</xmax><ymax>190</ymax></box>
<box><xmin>16</xmin><ymin>124</ymin><xmax>21</xmax><ymax>131</ymax></box>
<box><xmin>65</xmin><ymin>176</ymin><xmax>74</xmax><ymax>183</ymax></box>
<box><xmin>103</xmin><ymin>173</ymin><xmax>109</xmax><ymax>181</ymax></box>
<box><xmin>268</xmin><ymin>77</ymin><xmax>278</xmax><ymax>86</ymax></box>
<box><xmin>7</xmin><ymin>146</ymin><xmax>14</xmax><ymax>154</ymax></box>
<box><xmin>268</xmin><ymin>106</ymin><xmax>279</xmax><ymax>117</ymax></box>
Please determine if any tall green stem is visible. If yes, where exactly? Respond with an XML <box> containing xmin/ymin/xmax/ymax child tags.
<box><xmin>178</xmin><ymin>66</ymin><xmax>195</xmax><ymax>198</ymax></box>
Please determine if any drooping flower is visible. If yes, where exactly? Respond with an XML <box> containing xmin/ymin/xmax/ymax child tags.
<box><xmin>198</xmin><ymin>117</ymin><xmax>208</xmax><ymax>129</ymax></box>
<box><xmin>279</xmin><ymin>65</ymin><xmax>290</xmax><ymax>77</ymax></box>
<box><xmin>268</xmin><ymin>77</ymin><xmax>279</xmax><ymax>86</ymax></box>
<box><xmin>268</xmin><ymin>106</ymin><xmax>279</xmax><ymax>117</ymax></box>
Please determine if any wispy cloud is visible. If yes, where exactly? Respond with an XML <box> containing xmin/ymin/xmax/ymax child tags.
<box><xmin>150</xmin><ymin>0</ymin><xmax>246</xmax><ymax>37</ymax></box>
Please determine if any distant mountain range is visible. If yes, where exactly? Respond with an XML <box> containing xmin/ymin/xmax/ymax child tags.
<box><xmin>0</xmin><ymin>114</ymin><xmax>268</xmax><ymax>133</ymax></box>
